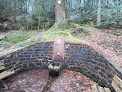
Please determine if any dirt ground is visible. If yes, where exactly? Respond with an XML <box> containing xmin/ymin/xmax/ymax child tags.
<box><xmin>80</xmin><ymin>27</ymin><xmax>122</xmax><ymax>68</ymax></box>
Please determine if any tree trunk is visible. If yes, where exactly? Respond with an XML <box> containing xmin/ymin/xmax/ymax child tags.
<box><xmin>32</xmin><ymin>0</ymin><xmax>34</xmax><ymax>13</ymax></box>
<box><xmin>119</xmin><ymin>0</ymin><xmax>120</xmax><ymax>12</ymax></box>
<box><xmin>55</xmin><ymin>0</ymin><xmax>66</xmax><ymax>23</ymax></box>
<box><xmin>107</xmin><ymin>0</ymin><xmax>109</xmax><ymax>9</ymax></box>
<box><xmin>13</xmin><ymin>0</ymin><xmax>17</xmax><ymax>22</ymax></box>
<box><xmin>97</xmin><ymin>0</ymin><xmax>101</xmax><ymax>26</ymax></box>
<box><xmin>0</xmin><ymin>0</ymin><xmax>1</xmax><ymax>10</ymax></box>
<box><xmin>38</xmin><ymin>0</ymin><xmax>41</xmax><ymax>30</ymax></box>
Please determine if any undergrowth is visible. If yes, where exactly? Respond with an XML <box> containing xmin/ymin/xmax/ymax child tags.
<box><xmin>42</xmin><ymin>28</ymin><xmax>82</xmax><ymax>42</ymax></box>
<box><xmin>0</xmin><ymin>30</ymin><xmax>37</xmax><ymax>48</ymax></box>
<box><xmin>42</xmin><ymin>23</ymin><xmax>89</xmax><ymax>43</ymax></box>
<box><xmin>15</xmin><ymin>40</ymin><xmax>37</xmax><ymax>48</ymax></box>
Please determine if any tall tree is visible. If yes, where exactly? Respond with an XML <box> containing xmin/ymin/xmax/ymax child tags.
<box><xmin>97</xmin><ymin>0</ymin><xmax>101</xmax><ymax>26</ymax></box>
<box><xmin>55</xmin><ymin>0</ymin><xmax>66</xmax><ymax>24</ymax></box>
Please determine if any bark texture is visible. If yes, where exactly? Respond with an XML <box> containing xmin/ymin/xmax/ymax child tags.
<box><xmin>55</xmin><ymin>0</ymin><xmax>66</xmax><ymax>23</ymax></box>
<box><xmin>97</xmin><ymin>0</ymin><xmax>101</xmax><ymax>26</ymax></box>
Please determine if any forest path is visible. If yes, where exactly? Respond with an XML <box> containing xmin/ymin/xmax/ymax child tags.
<box><xmin>78</xmin><ymin>27</ymin><xmax>122</xmax><ymax>71</ymax></box>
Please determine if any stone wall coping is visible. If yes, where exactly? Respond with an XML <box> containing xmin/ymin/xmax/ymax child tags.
<box><xmin>0</xmin><ymin>41</ymin><xmax>54</xmax><ymax>57</ymax></box>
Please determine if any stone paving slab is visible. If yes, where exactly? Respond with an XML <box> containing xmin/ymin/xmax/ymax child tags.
<box><xmin>50</xmin><ymin>69</ymin><xmax>98</xmax><ymax>92</ymax></box>
<box><xmin>0</xmin><ymin>69</ymin><xmax>98</xmax><ymax>92</ymax></box>
<box><xmin>0</xmin><ymin>69</ymin><xmax>48</xmax><ymax>92</ymax></box>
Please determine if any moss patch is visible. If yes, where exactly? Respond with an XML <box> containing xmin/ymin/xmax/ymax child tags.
<box><xmin>4</xmin><ymin>31</ymin><xmax>35</xmax><ymax>43</ymax></box>
<box><xmin>0</xmin><ymin>30</ymin><xmax>37</xmax><ymax>48</ymax></box>
<box><xmin>70</xmin><ymin>23</ymin><xmax>80</xmax><ymax>28</ymax></box>
<box><xmin>42</xmin><ymin>28</ymin><xmax>83</xmax><ymax>42</ymax></box>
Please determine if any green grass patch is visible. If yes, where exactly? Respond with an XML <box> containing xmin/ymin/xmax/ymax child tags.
<box><xmin>36</xmin><ymin>30</ymin><xmax>42</xmax><ymax>32</ymax></box>
<box><xmin>4</xmin><ymin>31</ymin><xmax>34</xmax><ymax>43</ymax></box>
<box><xmin>70</xmin><ymin>23</ymin><xmax>80</xmax><ymax>28</ymax></box>
<box><xmin>0</xmin><ymin>41</ymin><xmax>11</xmax><ymax>48</ymax></box>
<box><xmin>0</xmin><ymin>30</ymin><xmax>37</xmax><ymax>48</ymax></box>
<box><xmin>42</xmin><ymin>28</ymin><xmax>82</xmax><ymax>42</ymax></box>
<box><xmin>15</xmin><ymin>40</ymin><xmax>36</xmax><ymax>48</ymax></box>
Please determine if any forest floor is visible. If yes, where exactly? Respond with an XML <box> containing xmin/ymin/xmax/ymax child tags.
<box><xmin>0</xmin><ymin>26</ymin><xmax>122</xmax><ymax>71</ymax></box>
<box><xmin>74</xmin><ymin>27</ymin><xmax>122</xmax><ymax>69</ymax></box>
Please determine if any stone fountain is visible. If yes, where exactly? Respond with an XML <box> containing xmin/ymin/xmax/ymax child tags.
<box><xmin>48</xmin><ymin>37</ymin><xmax>64</xmax><ymax>76</ymax></box>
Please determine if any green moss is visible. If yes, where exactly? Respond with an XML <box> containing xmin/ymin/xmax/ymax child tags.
<box><xmin>51</xmin><ymin>20</ymin><xmax>69</xmax><ymax>29</ymax></box>
<box><xmin>0</xmin><ymin>41</ymin><xmax>11</xmax><ymax>48</ymax></box>
<box><xmin>0</xmin><ymin>30</ymin><xmax>38</xmax><ymax>48</ymax></box>
<box><xmin>37</xmin><ymin>30</ymin><xmax>42</xmax><ymax>32</ymax></box>
<box><xmin>42</xmin><ymin>28</ymin><xmax>82</xmax><ymax>42</ymax></box>
<box><xmin>70</xmin><ymin>23</ymin><xmax>80</xmax><ymax>28</ymax></box>
<box><xmin>15</xmin><ymin>40</ymin><xmax>36</xmax><ymax>48</ymax></box>
<box><xmin>42</xmin><ymin>36</ymin><xmax>52</xmax><ymax>41</ymax></box>
<box><xmin>4</xmin><ymin>31</ymin><xmax>34</xmax><ymax>43</ymax></box>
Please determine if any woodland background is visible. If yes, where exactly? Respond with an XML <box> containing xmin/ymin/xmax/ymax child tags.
<box><xmin>0</xmin><ymin>0</ymin><xmax>122</xmax><ymax>31</ymax></box>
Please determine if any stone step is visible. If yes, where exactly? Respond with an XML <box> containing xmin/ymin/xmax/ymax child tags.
<box><xmin>92</xmin><ymin>85</ymin><xmax>111</xmax><ymax>92</ymax></box>
<box><xmin>0</xmin><ymin>71</ymin><xmax>15</xmax><ymax>79</ymax></box>
<box><xmin>0</xmin><ymin>62</ymin><xmax>4</xmax><ymax>66</ymax></box>
<box><xmin>113</xmin><ymin>75</ymin><xmax>122</xmax><ymax>89</ymax></box>
<box><xmin>91</xmin><ymin>85</ymin><xmax>99</xmax><ymax>92</ymax></box>
<box><xmin>98</xmin><ymin>86</ymin><xmax>105</xmax><ymax>92</ymax></box>
<box><xmin>112</xmin><ymin>80</ymin><xmax>122</xmax><ymax>92</ymax></box>
<box><xmin>0</xmin><ymin>66</ymin><xmax>5</xmax><ymax>71</ymax></box>
<box><xmin>104</xmin><ymin>87</ymin><xmax>111</xmax><ymax>92</ymax></box>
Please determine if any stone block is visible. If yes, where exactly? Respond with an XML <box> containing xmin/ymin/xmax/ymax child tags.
<box><xmin>49</xmin><ymin>51</ymin><xmax>53</xmax><ymax>55</ymax></box>
<box><xmin>99</xmin><ymin>71</ymin><xmax>104</xmax><ymax>78</ymax></box>
<box><xmin>49</xmin><ymin>54</ymin><xmax>53</xmax><ymax>57</ymax></box>
<box><xmin>37</xmin><ymin>57</ymin><xmax>43</xmax><ymax>59</ymax></box>
<box><xmin>64</xmin><ymin>53</ymin><xmax>70</xmax><ymax>58</ymax></box>
<box><xmin>28</xmin><ymin>63</ymin><xmax>35</xmax><ymax>69</ymax></box>
<box><xmin>101</xmin><ymin>68</ymin><xmax>106</xmax><ymax>73</ymax></box>
<box><xmin>104</xmin><ymin>88</ymin><xmax>111</xmax><ymax>92</ymax></box>
<box><xmin>22</xmin><ymin>63</ymin><xmax>27</xmax><ymax>69</ymax></box>
<box><xmin>91</xmin><ymin>60</ymin><xmax>97</xmax><ymax>64</ymax></box>
<box><xmin>113</xmin><ymin>75</ymin><xmax>122</xmax><ymax>89</ymax></box>
<box><xmin>19</xmin><ymin>57</ymin><xmax>25</xmax><ymax>61</ymax></box>
<box><xmin>48</xmin><ymin>62</ymin><xmax>63</xmax><ymax>76</ymax></box>
<box><xmin>43</xmin><ymin>56</ymin><xmax>48</xmax><ymax>60</ymax></box>
<box><xmin>99</xmin><ymin>62</ymin><xmax>105</xmax><ymax>67</ymax></box>
<box><xmin>95</xmin><ymin>65</ymin><xmax>100</xmax><ymax>70</ymax></box>
<box><xmin>107</xmin><ymin>72</ymin><xmax>113</xmax><ymax>78</ymax></box>
<box><xmin>24</xmin><ymin>54</ymin><xmax>30</xmax><ymax>57</ymax></box>
<box><xmin>36</xmin><ymin>61</ymin><xmax>42</xmax><ymax>65</ymax></box>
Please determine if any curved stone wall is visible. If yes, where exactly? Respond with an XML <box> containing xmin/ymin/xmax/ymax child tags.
<box><xmin>0</xmin><ymin>41</ymin><xmax>121</xmax><ymax>89</ymax></box>
<box><xmin>0</xmin><ymin>41</ymin><xmax>54</xmax><ymax>73</ymax></box>
<box><xmin>64</xmin><ymin>42</ymin><xmax>121</xmax><ymax>88</ymax></box>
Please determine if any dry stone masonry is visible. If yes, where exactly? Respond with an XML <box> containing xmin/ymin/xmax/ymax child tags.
<box><xmin>0</xmin><ymin>42</ymin><xmax>54</xmax><ymax>72</ymax></box>
<box><xmin>0</xmin><ymin>41</ymin><xmax>121</xmax><ymax>90</ymax></box>
<box><xmin>64</xmin><ymin>42</ymin><xmax>122</xmax><ymax>88</ymax></box>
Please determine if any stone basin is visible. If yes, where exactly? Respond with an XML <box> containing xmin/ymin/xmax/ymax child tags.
<box><xmin>48</xmin><ymin>62</ymin><xmax>63</xmax><ymax>76</ymax></box>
